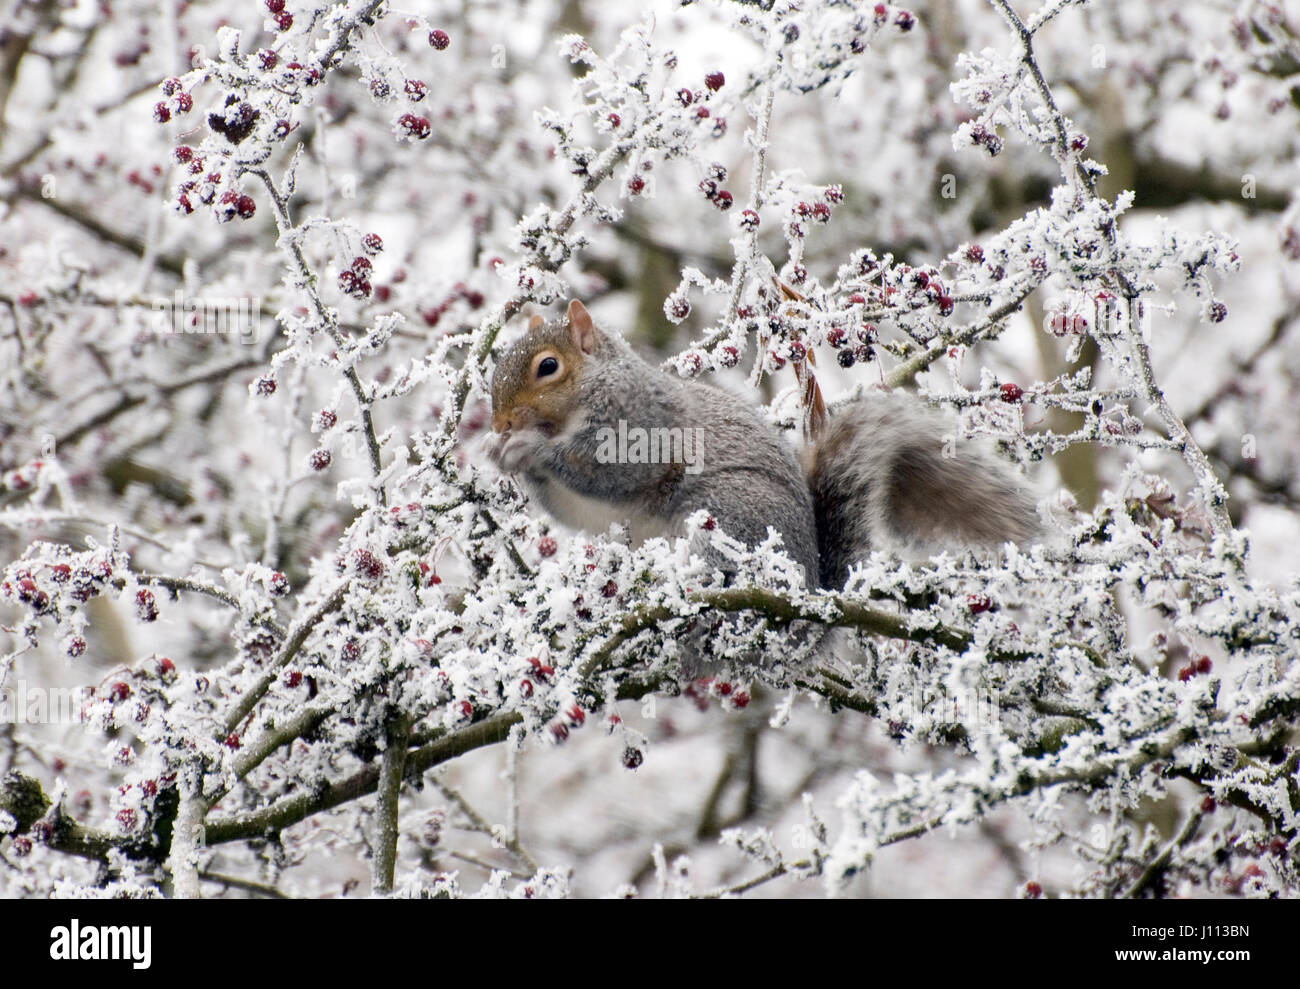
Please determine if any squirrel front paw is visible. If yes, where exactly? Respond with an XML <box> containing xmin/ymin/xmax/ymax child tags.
<box><xmin>483</xmin><ymin>428</ymin><xmax>545</xmax><ymax>474</ymax></box>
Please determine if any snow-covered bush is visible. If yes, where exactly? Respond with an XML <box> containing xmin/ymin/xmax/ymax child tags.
<box><xmin>1</xmin><ymin>0</ymin><xmax>1297</xmax><ymax>898</ymax></box>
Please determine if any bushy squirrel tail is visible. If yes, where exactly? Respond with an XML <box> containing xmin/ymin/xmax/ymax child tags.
<box><xmin>805</xmin><ymin>393</ymin><xmax>1040</xmax><ymax>588</ymax></box>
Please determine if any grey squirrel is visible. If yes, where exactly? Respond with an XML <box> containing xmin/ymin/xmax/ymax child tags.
<box><xmin>485</xmin><ymin>299</ymin><xmax>1038</xmax><ymax>588</ymax></box>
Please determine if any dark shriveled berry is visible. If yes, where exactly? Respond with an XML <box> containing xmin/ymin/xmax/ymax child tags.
<box><xmin>135</xmin><ymin>588</ymin><xmax>159</xmax><ymax>622</ymax></box>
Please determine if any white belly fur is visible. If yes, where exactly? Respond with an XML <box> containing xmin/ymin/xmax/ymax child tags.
<box><xmin>532</xmin><ymin>475</ymin><xmax>672</xmax><ymax>546</ymax></box>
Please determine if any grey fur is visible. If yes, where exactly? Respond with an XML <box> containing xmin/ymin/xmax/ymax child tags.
<box><xmin>807</xmin><ymin>392</ymin><xmax>1040</xmax><ymax>587</ymax></box>
<box><xmin>489</xmin><ymin>318</ymin><xmax>1039</xmax><ymax>594</ymax></box>
<box><xmin>489</xmin><ymin>320</ymin><xmax>821</xmax><ymax>589</ymax></box>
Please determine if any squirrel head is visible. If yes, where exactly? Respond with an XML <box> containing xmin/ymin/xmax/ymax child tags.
<box><xmin>490</xmin><ymin>299</ymin><xmax>602</xmax><ymax>437</ymax></box>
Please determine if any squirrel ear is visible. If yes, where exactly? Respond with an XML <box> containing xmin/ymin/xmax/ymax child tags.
<box><xmin>566</xmin><ymin>299</ymin><xmax>597</xmax><ymax>355</ymax></box>
<box><xmin>528</xmin><ymin>315</ymin><xmax>545</xmax><ymax>331</ymax></box>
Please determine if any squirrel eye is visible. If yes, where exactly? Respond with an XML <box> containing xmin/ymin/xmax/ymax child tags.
<box><xmin>537</xmin><ymin>356</ymin><xmax>559</xmax><ymax>378</ymax></box>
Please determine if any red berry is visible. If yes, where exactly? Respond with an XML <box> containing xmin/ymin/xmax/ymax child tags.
<box><xmin>116</xmin><ymin>809</ymin><xmax>138</xmax><ymax>831</ymax></box>
<box><xmin>566</xmin><ymin>705</ymin><xmax>586</xmax><ymax>727</ymax></box>
<box><xmin>739</xmin><ymin>208</ymin><xmax>759</xmax><ymax>231</ymax></box>
<box><xmin>549</xmin><ymin>722</ymin><xmax>569</xmax><ymax>743</ymax></box>
<box><xmin>275</xmin><ymin>11</ymin><xmax>293</xmax><ymax>30</ymax></box>
<box><xmin>456</xmin><ymin>700</ymin><xmax>473</xmax><ymax>720</ymax></box>
<box><xmin>363</xmin><ymin>232</ymin><xmax>383</xmax><ymax>255</ymax></box>
<box><xmin>627</xmin><ymin>175</ymin><xmax>645</xmax><ymax>195</ymax></box>
<box><xmin>518</xmin><ymin>679</ymin><xmax>533</xmax><ymax>698</ymax></box>
<box><xmin>527</xmin><ymin>657</ymin><xmax>554</xmax><ymax>681</ymax></box>
<box><xmin>174</xmin><ymin>92</ymin><xmax>193</xmax><ymax>113</ymax></box>
<box><xmin>999</xmin><ymin>383</ymin><xmax>1023</xmax><ymax>403</ymax></box>
<box><xmin>705</xmin><ymin>72</ymin><xmax>724</xmax><ymax>91</ymax></box>
<box><xmin>236</xmin><ymin>195</ymin><xmax>256</xmax><ymax>219</ymax></box>
<box><xmin>309</xmin><ymin>448</ymin><xmax>331</xmax><ymax>471</ymax></box>
<box><xmin>607</xmin><ymin>112</ymin><xmax>620</xmax><ymax>129</ymax></box>
<box><xmin>65</xmin><ymin>636</ymin><xmax>87</xmax><ymax>658</ymax></box>
<box><xmin>265</xmin><ymin>0</ymin><xmax>284</xmax><ymax>11</ymax></box>
<box><xmin>174</xmin><ymin>145</ymin><xmax>193</xmax><ymax>163</ymax></box>
<box><xmin>1177</xmin><ymin>665</ymin><xmax>1193</xmax><ymax>682</ymax></box>
<box><xmin>1209</xmin><ymin>301</ymin><xmax>1228</xmax><ymax>323</ymax></box>
<box><xmin>153</xmin><ymin>102</ymin><xmax>171</xmax><ymax>123</ymax></box>
<box><xmin>1024</xmin><ymin>881</ymin><xmax>1043</xmax><ymax>898</ymax></box>
<box><xmin>314</xmin><ymin>409</ymin><xmax>338</xmax><ymax>431</ymax></box>
<box><xmin>429</xmin><ymin>29</ymin><xmax>450</xmax><ymax>50</ymax></box>
<box><xmin>1195</xmin><ymin>656</ymin><xmax>1212</xmax><ymax>675</ymax></box>
<box><xmin>622</xmin><ymin>747</ymin><xmax>644</xmax><ymax>770</ymax></box>
<box><xmin>731</xmin><ymin>690</ymin><xmax>750</xmax><ymax>709</ymax></box>
<box><xmin>537</xmin><ymin>536</ymin><xmax>558</xmax><ymax>557</ymax></box>
<box><xmin>10</xmin><ymin>836</ymin><xmax>32</xmax><ymax>857</ymax></box>
<box><xmin>714</xmin><ymin>190</ymin><xmax>734</xmax><ymax>211</ymax></box>
<box><xmin>108</xmin><ymin>681</ymin><xmax>131</xmax><ymax>703</ymax></box>
<box><xmin>895</xmin><ymin>11</ymin><xmax>916</xmax><ymax>31</ymax></box>
<box><xmin>404</xmin><ymin>79</ymin><xmax>428</xmax><ymax>101</ymax></box>
<box><xmin>1201</xmin><ymin>796</ymin><xmax>1217</xmax><ymax>813</ymax></box>
<box><xmin>397</xmin><ymin>113</ymin><xmax>431</xmax><ymax>139</ymax></box>
<box><xmin>269</xmin><ymin>572</ymin><xmax>290</xmax><ymax>596</ymax></box>
<box><xmin>254</xmin><ymin>376</ymin><xmax>276</xmax><ymax>396</ymax></box>
<box><xmin>965</xmin><ymin>244</ymin><xmax>984</xmax><ymax>263</ymax></box>
<box><xmin>259</xmin><ymin>49</ymin><xmax>278</xmax><ymax>70</ymax></box>
<box><xmin>966</xmin><ymin>593</ymin><xmax>991</xmax><ymax>614</ymax></box>
<box><xmin>351</xmin><ymin>548</ymin><xmax>385</xmax><ymax>581</ymax></box>
<box><xmin>601</xmin><ymin>579</ymin><xmax>618</xmax><ymax>598</ymax></box>
<box><xmin>135</xmin><ymin>588</ymin><xmax>158</xmax><ymax>622</ymax></box>
<box><xmin>224</xmin><ymin>732</ymin><xmax>241</xmax><ymax>750</ymax></box>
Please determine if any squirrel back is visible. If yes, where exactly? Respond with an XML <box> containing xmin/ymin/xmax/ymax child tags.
<box><xmin>486</xmin><ymin>300</ymin><xmax>1038</xmax><ymax>591</ymax></box>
